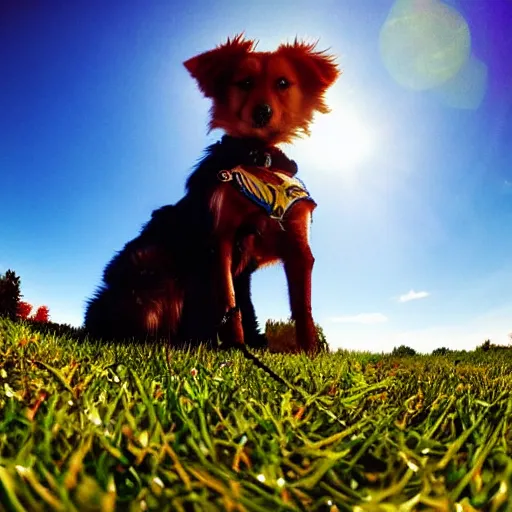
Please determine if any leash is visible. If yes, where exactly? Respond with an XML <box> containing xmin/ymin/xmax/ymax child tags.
<box><xmin>163</xmin><ymin>308</ymin><xmax>349</xmax><ymax>427</ymax></box>
<box><xmin>218</xmin><ymin>311</ymin><xmax>347</xmax><ymax>426</ymax></box>
<box><xmin>218</xmin><ymin>306</ymin><xmax>287</xmax><ymax>386</ymax></box>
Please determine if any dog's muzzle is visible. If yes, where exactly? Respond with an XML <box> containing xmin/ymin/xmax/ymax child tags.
<box><xmin>252</xmin><ymin>104</ymin><xmax>273</xmax><ymax>128</ymax></box>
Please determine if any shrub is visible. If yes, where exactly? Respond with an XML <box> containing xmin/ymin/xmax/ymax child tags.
<box><xmin>265</xmin><ymin>318</ymin><xmax>328</xmax><ymax>353</ymax></box>
<box><xmin>26</xmin><ymin>320</ymin><xmax>86</xmax><ymax>340</ymax></box>
<box><xmin>477</xmin><ymin>339</ymin><xmax>512</xmax><ymax>352</ymax></box>
<box><xmin>33</xmin><ymin>305</ymin><xmax>50</xmax><ymax>323</ymax></box>
<box><xmin>17</xmin><ymin>301</ymin><xmax>33</xmax><ymax>320</ymax></box>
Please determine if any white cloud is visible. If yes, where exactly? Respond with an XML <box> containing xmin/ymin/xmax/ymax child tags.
<box><xmin>398</xmin><ymin>290</ymin><xmax>429</xmax><ymax>303</ymax></box>
<box><xmin>329</xmin><ymin>313</ymin><xmax>388</xmax><ymax>324</ymax></box>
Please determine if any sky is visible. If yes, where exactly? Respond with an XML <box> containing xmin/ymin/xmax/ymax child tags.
<box><xmin>1</xmin><ymin>0</ymin><xmax>511</xmax><ymax>353</ymax></box>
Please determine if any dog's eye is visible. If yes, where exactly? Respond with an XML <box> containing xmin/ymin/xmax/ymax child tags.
<box><xmin>235</xmin><ymin>77</ymin><xmax>253</xmax><ymax>91</ymax></box>
<box><xmin>276</xmin><ymin>77</ymin><xmax>291</xmax><ymax>90</ymax></box>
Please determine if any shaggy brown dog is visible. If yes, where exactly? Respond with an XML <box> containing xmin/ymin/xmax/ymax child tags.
<box><xmin>85</xmin><ymin>35</ymin><xmax>339</xmax><ymax>354</ymax></box>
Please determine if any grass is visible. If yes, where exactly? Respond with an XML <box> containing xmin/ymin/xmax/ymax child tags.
<box><xmin>0</xmin><ymin>318</ymin><xmax>511</xmax><ymax>511</ymax></box>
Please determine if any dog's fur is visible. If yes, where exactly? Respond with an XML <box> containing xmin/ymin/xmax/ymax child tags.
<box><xmin>84</xmin><ymin>35</ymin><xmax>339</xmax><ymax>354</ymax></box>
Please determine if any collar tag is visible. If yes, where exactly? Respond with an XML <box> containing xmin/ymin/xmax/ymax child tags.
<box><xmin>248</xmin><ymin>150</ymin><xmax>272</xmax><ymax>168</ymax></box>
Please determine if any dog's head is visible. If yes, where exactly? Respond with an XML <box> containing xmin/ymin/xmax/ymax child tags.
<box><xmin>184</xmin><ymin>34</ymin><xmax>340</xmax><ymax>145</ymax></box>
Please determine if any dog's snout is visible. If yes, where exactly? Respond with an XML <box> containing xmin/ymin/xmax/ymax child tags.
<box><xmin>252</xmin><ymin>104</ymin><xmax>273</xmax><ymax>127</ymax></box>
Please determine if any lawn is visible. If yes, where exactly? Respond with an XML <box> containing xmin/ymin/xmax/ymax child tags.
<box><xmin>0</xmin><ymin>317</ymin><xmax>511</xmax><ymax>511</ymax></box>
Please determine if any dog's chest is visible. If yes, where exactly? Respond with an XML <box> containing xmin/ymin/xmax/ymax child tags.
<box><xmin>233</xmin><ymin>220</ymin><xmax>282</xmax><ymax>274</ymax></box>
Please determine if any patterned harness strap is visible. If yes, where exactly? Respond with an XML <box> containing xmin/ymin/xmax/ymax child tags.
<box><xmin>217</xmin><ymin>165</ymin><xmax>315</xmax><ymax>221</ymax></box>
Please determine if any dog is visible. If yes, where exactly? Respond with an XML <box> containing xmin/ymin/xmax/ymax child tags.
<box><xmin>84</xmin><ymin>35</ymin><xmax>339</xmax><ymax>354</ymax></box>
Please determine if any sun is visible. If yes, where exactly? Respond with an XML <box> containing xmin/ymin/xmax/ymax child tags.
<box><xmin>289</xmin><ymin>88</ymin><xmax>375</xmax><ymax>176</ymax></box>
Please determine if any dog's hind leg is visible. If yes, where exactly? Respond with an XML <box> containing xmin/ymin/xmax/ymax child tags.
<box><xmin>84</xmin><ymin>288</ymin><xmax>145</xmax><ymax>342</ymax></box>
<box><xmin>84</xmin><ymin>290</ymin><xmax>113</xmax><ymax>340</ymax></box>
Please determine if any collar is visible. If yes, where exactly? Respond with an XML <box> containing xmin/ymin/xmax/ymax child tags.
<box><xmin>216</xmin><ymin>135</ymin><xmax>299</xmax><ymax>176</ymax></box>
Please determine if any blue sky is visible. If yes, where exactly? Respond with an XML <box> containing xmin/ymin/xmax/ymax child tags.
<box><xmin>1</xmin><ymin>0</ymin><xmax>511</xmax><ymax>353</ymax></box>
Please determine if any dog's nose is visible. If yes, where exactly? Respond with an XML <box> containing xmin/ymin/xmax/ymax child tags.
<box><xmin>252</xmin><ymin>104</ymin><xmax>273</xmax><ymax>127</ymax></box>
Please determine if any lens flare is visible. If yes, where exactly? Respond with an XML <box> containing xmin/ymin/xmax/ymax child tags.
<box><xmin>433</xmin><ymin>54</ymin><xmax>488</xmax><ymax>110</ymax></box>
<box><xmin>380</xmin><ymin>0</ymin><xmax>471</xmax><ymax>90</ymax></box>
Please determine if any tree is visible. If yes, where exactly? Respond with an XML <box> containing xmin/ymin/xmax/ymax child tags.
<box><xmin>392</xmin><ymin>345</ymin><xmax>416</xmax><ymax>357</ymax></box>
<box><xmin>432</xmin><ymin>347</ymin><xmax>451</xmax><ymax>356</ymax></box>
<box><xmin>17</xmin><ymin>301</ymin><xmax>33</xmax><ymax>320</ymax></box>
<box><xmin>0</xmin><ymin>269</ymin><xmax>21</xmax><ymax>321</ymax></box>
<box><xmin>479</xmin><ymin>339</ymin><xmax>491</xmax><ymax>352</ymax></box>
<box><xmin>33</xmin><ymin>305</ymin><xmax>50</xmax><ymax>323</ymax></box>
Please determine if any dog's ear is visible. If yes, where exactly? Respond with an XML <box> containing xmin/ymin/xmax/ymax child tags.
<box><xmin>277</xmin><ymin>39</ymin><xmax>340</xmax><ymax>113</ymax></box>
<box><xmin>184</xmin><ymin>34</ymin><xmax>255</xmax><ymax>98</ymax></box>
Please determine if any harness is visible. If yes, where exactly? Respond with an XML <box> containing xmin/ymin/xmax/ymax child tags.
<box><xmin>217</xmin><ymin>165</ymin><xmax>315</xmax><ymax>221</ymax></box>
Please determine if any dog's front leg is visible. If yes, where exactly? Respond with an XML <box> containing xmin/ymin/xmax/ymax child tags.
<box><xmin>283</xmin><ymin>246</ymin><xmax>317</xmax><ymax>355</ymax></box>
<box><xmin>216</xmin><ymin>238</ymin><xmax>245</xmax><ymax>348</ymax></box>
<box><xmin>282</xmin><ymin>204</ymin><xmax>318</xmax><ymax>355</ymax></box>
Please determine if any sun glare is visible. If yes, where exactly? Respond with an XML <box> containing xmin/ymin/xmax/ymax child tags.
<box><xmin>290</xmin><ymin>88</ymin><xmax>376</xmax><ymax>176</ymax></box>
